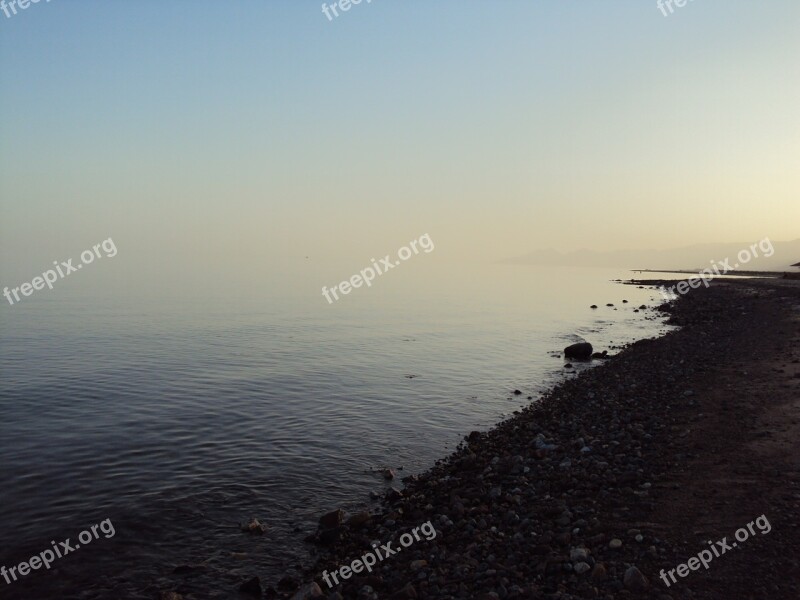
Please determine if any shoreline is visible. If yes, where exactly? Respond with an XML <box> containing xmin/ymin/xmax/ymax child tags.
<box><xmin>294</xmin><ymin>278</ymin><xmax>800</xmax><ymax>600</ymax></box>
<box><xmin>629</xmin><ymin>269</ymin><xmax>788</xmax><ymax>278</ymax></box>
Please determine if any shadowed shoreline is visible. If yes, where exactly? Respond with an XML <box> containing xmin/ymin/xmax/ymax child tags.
<box><xmin>297</xmin><ymin>278</ymin><xmax>800</xmax><ymax>600</ymax></box>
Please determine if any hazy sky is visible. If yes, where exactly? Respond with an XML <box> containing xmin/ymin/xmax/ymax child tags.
<box><xmin>1</xmin><ymin>0</ymin><xmax>798</xmax><ymax>281</ymax></box>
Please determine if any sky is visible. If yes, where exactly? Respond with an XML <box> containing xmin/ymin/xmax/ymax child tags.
<box><xmin>1</xmin><ymin>0</ymin><xmax>799</xmax><ymax>285</ymax></box>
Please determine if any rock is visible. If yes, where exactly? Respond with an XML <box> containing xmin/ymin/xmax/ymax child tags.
<box><xmin>570</xmin><ymin>547</ymin><xmax>589</xmax><ymax>562</ymax></box>
<box><xmin>319</xmin><ymin>509</ymin><xmax>344</xmax><ymax>530</ymax></box>
<box><xmin>384</xmin><ymin>468</ymin><xmax>396</xmax><ymax>480</ymax></box>
<box><xmin>513</xmin><ymin>389</ymin><xmax>522</xmax><ymax>395</ymax></box>
<box><xmin>609</xmin><ymin>538</ymin><xmax>623</xmax><ymax>549</ymax></box>
<box><xmin>623</xmin><ymin>299</ymin><xmax>628</xmax><ymax>303</ymax></box>
<box><xmin>574</xmin><ymin>562</ymin><xmax>591</xmax><ymax>575</ymax></box>
<box><xmin>160</xmin><ymin>593</ymin><xmax>183</xmax><ymax>600</ymax></box>
<box><xmin>278</xmin><ymin>575</ymin><xmax>300</xmax><ymax>591</ymax></box>
<box><xmin>564</xmin><ymin>342</ymin><xmax>593</xmax><ymax>360</ymax></box>
<box><xmin>386</xmin><ymin>487</ymin><xmax>404</xmax><ymax>501</ymax></box>
<box><xmin>590</xmin><ymin>305</ymin><xmax>598</xmax><ymax>309</ymax></box>
<box><xmin>239</xmin><ymin>576</ymin><xmax>262</xmax><ymax>597</ymax></box>
<box><xmin>624</xmin><ymin>566</ymin><xmax>649</xmax><ymax>591</ymax></box>
<box><xmin>172</xmin><ymin>564</ymin><xmax>206</xmax><ymax>574</ymax></box>
<box><xmin>591</xmin><ymin>562</ymin><xmax>607</xmax><ymax>581</ymax></box>
<box><xmin>289</xmin><ymin>582</ymin><xmax>323</xmax><ymax>600</ymax></box>
<box><xmin>410</xmin><ymin>559</ymin><xmax>428</xmax><ymax>571</ymax></box>
<box><xmin>389</xmin><ymin>583</ymin><xmax>418</xmax><ymax>599</ymax></box>
<box><xmin>606</xmin><ymin>303</ymin><xmax>614</xmax><ymax>307</ymax></box>
<box><xmin>318</xmin><ymin>527</ymin><xmax>344</xmax><ymax>545</ymax></box>
<box><xmin>639</xmin><ymin>304</ymin><xmax>646</xmax><ymax>309</ymax></box>
<box><xmin>240</xmin><ymin>518</ymin><xmax>267</xmax><ymax>535</ymax></box>
<box><xmin>347</xmin><ymin>511</ymin><xmax>372</xmax><ymax>528</ymax></box>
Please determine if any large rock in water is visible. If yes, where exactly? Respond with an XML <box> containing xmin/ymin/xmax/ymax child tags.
<box><xmin>564</xmin><ymin>342</ymin><xmax>593</xmax><ymax>360</ymax></box>
<box><xmin>318</xmin><ymin>509</ymin><xmax>344</xmax><ymax>530</ymax></box>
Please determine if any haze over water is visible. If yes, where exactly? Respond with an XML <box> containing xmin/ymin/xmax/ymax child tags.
<box><xmin>2</xmin><ymin>1</ymin><xmax>798</xmax><ymax>597</ymax></box>
<box><xmin>0</xmin><ymin>264</ymin><xmax>671</xmax><ymax>596</ymax></box>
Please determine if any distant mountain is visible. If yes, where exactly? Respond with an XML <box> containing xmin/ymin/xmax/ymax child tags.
<box><xmin>501</xmin><ymin>239</ymin><xmax>800</xmax><ymax>272</ymax></box>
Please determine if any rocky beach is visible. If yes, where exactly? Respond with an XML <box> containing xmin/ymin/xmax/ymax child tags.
<box><xmin>280</xmin><ymin>278</ymin><xmax>800</xmax><ymax>600</ymax></box>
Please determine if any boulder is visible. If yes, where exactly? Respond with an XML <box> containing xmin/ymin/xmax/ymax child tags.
<box><xmin>347</xmin><ymin>511</ymin><xmax>372</xmax><ymax>528</ymax></box>
<box><xmin>319</xmin><ymin>509</ymin><xmax>344</xmax><ymax>530</ymax></box>
<box><xmin>386</xmin><ymin>487</ymin><xmax>404</xmax><ymax>501</ymax></box>
<box><xmin>389</xmin><ymin>584</ymin><xmax>418</xmax><ymax>599</ymax></box>
<box><xmin>240</xmin><ymin>518</ymin><xmax>267</xmax><ymax>535</ymax></box>
<box><xmin>564</xmin><ymin>342</ymin><xmax>593</xmax><ymax>360</ymax></box>
<box><xmin>623</xmin><ymin>566</ymin><xmax>649</xmax><ymax>591</ymax></box>
<box><xmin>239</xmin><ymin>577</ymin><xmax>262</xmax><ymax>597</ymax></box>
<box><xmin>290</xmin><ymin>582</ymin><xmax>323</xmax><ymax>600</ymax></box>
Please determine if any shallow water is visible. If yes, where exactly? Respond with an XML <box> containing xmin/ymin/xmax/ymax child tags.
<box><xmin>0</xmin><ymin>265</ymin><xmax>674</xmax><ymax>598</ymax></box>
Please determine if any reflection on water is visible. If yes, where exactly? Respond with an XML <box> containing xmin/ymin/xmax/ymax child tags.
<box><xmin>0</xmin><ymin>265</ymin><xmax>674</xmax><ymax>598</ymax></box>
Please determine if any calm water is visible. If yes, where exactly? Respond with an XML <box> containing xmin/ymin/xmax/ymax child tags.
<box><xmin>0</xmin><ymin>264</ymin><xmax>673</xmax><ymax>598</ymax></box>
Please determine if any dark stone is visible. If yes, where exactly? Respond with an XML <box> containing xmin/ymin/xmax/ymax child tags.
<box><xmin>389</xmin><ymin>583</ymin><xmax>418</xmax><ymax>599</ymax></box>
<box><xmin>318</xmin><ymin>509</ymin><xmax>344</xmax><ymax>530</ymax></box>
<box><xmin>277</xmin><ymin>575</ymin><xmax>299</xmax><ymax>591</ymax></box>
<box><xmin>386</xmin><ymin>487</ymin><xmax>404</xmax><ymax>501</ymax></box>
<box><xmin>564</xmin><ymin>342</ymin><xmax>593</xmax><ymax>360</ymax></box>
<box><xmin>239</xmin><ymin>576</ymin><xmax>262</xmax><ymax>597</ymax></box>
<box><xmin>347</xmin><ymin>511</ymin><xmax>372</xmax><ymax>528</ymax></box>
<box><xmin>318</xmin><ymin>526</ymin><xmax>344</xmax><ymax>545</ymax></box>
<box><xmin>172</xmin><ymin>564</ymin><xmax>205</xmax><ymax>575</ymax></box>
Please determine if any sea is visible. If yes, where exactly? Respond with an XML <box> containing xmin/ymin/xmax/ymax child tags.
<box><xmin>0</xmin><ymin>263</ymin><xmax>677</xmax><ymax>598</ymax></box>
